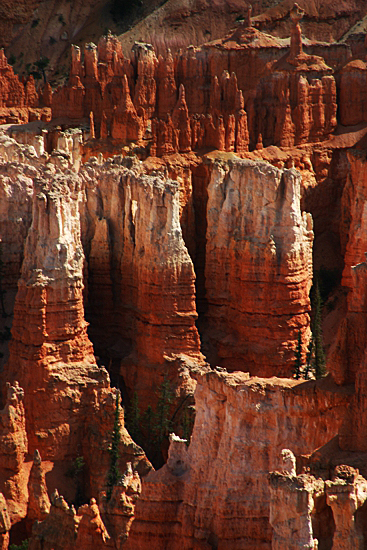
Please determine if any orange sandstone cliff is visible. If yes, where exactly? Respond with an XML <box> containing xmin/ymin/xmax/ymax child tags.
<box><xmin>2</xmin><ymin>2</ymin><xmax>367</xmax><ymax>549</ymax></box>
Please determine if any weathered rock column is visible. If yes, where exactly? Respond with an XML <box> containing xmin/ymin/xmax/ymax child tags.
<box><xmin>269</xmin><ymin>450</ymin><xmax>322</xmax><ymax>550</ymax></box>
<box><xmin>325</xmin><ymin>466</ymin><xmax>367</xmax><ymax>550</ymax></box>
<box><xmin>204</xmin><ymin>159</ymin><xmax>313</xmax><ymax>375</ymax></box>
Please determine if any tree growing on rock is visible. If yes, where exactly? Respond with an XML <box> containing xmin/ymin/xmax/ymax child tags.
<box><xmin>154</xmin><ymin>376</ymin><xmax>173</xmax><ymax>447</ymax></box>
<box><xmin>125</xmin><ymin>391</ymin><xmax>141</xmax><ymax>444</ymax></box>
<box><xmin>293</xmin><ymin>330</ymin><xmax>302</xmax><ymax>379</ymax></box>
<box><xmin>312</xmin><ymin>280</ymin><xmax>326</xmax><ymax>379</ymax></box>
<box><xmin>106</xmin><ymin>392</ymin><xmax>121</xmax><ymax>500</ymax></box>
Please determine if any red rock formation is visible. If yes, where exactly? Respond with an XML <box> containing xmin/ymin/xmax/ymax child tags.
<box><xmin>172</xmin><ymin>85</ymin><xmax>191</xmax><ymax>153</ymax></box>
<box><xmin>29</xmin><ymin>461</ymin><xmax>142</xmax><ymax>550</ymax></box>
<box><xmin>0</xmin><ymin>50</ymin><xmax>50</xmax><ymax>124</ymax></box>
<box><xmin>336</xmin><ymin>283</ymin><xmax>367</xmax><ymax>450</ymax></box>
<box><xmin>269</xmin><ymin>470</ymin><xmax>321</xmax><ymax>549</ymax></box>
<box><xmin>339</xmin><ymin>151</ymin><xmax>367</xmax><ymax>289</ymax></box>
<box><xmin>46</xmin><ymin>20</ymin><xmax>340</xmax><ymax>156</ymax></box>
<box><xmin>0</xmin><ymin>50</ymin><xmax>25</xmax><ymax>109</ymax></box>
<box><xmin>328</xmin><ymin>162</ymin><xmax>367</xmax><ymax>387</ymax></box>
<box><xmin>52</xmin><ymin>75</ymin><xmax>85</xmax><ymax>120</ymax></box>
<box><xmin>255</xmin><ymin>70</ymin><xmax>336</xmax><ymax>148</ymax></box>
<box><xmin>132</xmin><ymin>42</ymin><xmax>158</xmax><ymax>119</ymax></box>
<box><xmin>150</xmin><ymin>116</ymin><xmax>177</xmax><ymax>157</ymax></box>
<box><xmin>24</xmin><ymin>76</ymin><xmax>38</xmax><ymax>109</ymax></box>
<box><xmin>325</xmin><ymin>466</ymin><xmax>367</xmax><ymax>549</ymax></box>
<box><xmin>269</xmin><ymin>455</ymin><xmax>367</xmax><ymax>549</ymax></box>
<box><xmin>0</xmin><ymin>382</ymin><xmax>28</xmax><ymax>526</ymax></box>
<box><xmin>27</xmin><ymin>450</ymin><xmax>51</xmax><ymax>529</ymax></box>
<box><xmin>29</xmin><ymin>490</ymin><xmax>81</xmax><ymax>550</ymax></box>
<box><xmin>83</xmin><ymin>43</ymin><xmax>103</xmax><ymax>121</ymax></box>
<box><xmin>110</xmin><ymin>76</ymin><xmax>143</xmax><ymax>142</ymax></box>
<box><xmin>1</xmin><ymin>163</ymin><xmax>150</xmax><ymax>497</ymax></box>
<box><xmin>100</xmin><ymin>462</ymin><xmax>142</xmax><ymax>547</ymax></box>
<box><xmin>0</xmin><ymin>142</ymin><xmax>34</xmax><ymax>291</ymax></box>
<box><xmin>81</xmin><ymin>158</ymin><xmax>203</xmax><ymax>408</ymax></box>
<box><xmin>156</xmin><ymin>50</ymin><xmax>177</xmax><ymax>119</ymax></box>
<box><xmin>0</xmin><ymin>494</ymin><xmax>10</xmax><ymax>550</ymax></box>
<box><xmin>126</xmin><ymin>370</ymin><xmax>350</xmax><ymax>549</ymax></box>
<box><xmin>75</xmin><ymin>499</ymin><xmax>113</xmax><ymax>549</ymax></box>
<box><xmin>339</xmin><ymin>60</ymin><xmax>367</xmax><ymax>127</ymax></box>
<box><xmin>203</xmin><ymin>159</ymin><xmax>313</xmax><ymax>376</ymax></box>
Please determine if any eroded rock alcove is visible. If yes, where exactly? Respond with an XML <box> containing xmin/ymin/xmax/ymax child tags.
<box><xmin>2</xmin><ymin>2</ymin><xmax>367</xmax><ymax>548</ymax></box>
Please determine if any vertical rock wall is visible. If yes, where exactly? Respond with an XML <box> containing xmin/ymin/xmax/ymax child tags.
<box><xmin>203</xmin><ymin>159</ymin><xmax>313</xmax><ymax>376</ymax></box>
<box><xmin>126</xmin><ymin>370</ymin><xmax>350</xmax><ymax>549</ymax></box>
<box><xmin>81</xmin><ymin>158</ymin><xmax>203</xmax><ymax>408</ymax></box>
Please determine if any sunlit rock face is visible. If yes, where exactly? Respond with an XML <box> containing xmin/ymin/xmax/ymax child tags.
<box><xmin>202</xmin><ymin>159</ymin><xmax>313</xmax><ymax>376</ymax></box>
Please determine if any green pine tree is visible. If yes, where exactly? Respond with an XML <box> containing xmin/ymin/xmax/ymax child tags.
<box><xmin>181</xmin><ymin>405</ymin><xmax>195</xmax><ymax>446</ymax></box>
<box><xmin>312</xmin><ymin>280</ymin><xmax>327</xmax><ymax>379</ymax></box>
<box><xmin>304</xmin><ymin>334</ymin><xmax>314</xmax><ymax>380</ymax></box>
<box><xmin>125</xmin><ymin>391</ymin><xmax>141</xmax><ymax>444</ymax></box>
<box><xmin>106</xmin><ymin>392</ymin><xmax>121</xmax><ymax>500</ymax></box>
<box><xmin>293</xmin><ymin>330</ymin><xmax>302</xmax><ymax>379</ymax></box>
<box><xmin>154</xmin><ymin>376</ymin><xmax>173</xmax><ymax>446</ymax></box>
<box><xmin>141</xmin><ymin>405</ymin><xmax>155</xmax><ymax>458</ymax></box>
<box><xmin>0</xmin><ymin>242</ymin><xmax>7</xmax><ymax>317</ymax></box>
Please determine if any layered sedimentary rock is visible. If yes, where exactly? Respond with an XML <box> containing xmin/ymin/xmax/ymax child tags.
<box><xmin>325</xmin><ymin>465</ymin><xmax>367</xmax><ymax>550</ymax></box>
<box><xmin>254</xmin><ymin>7</ymin><xmax>336</xmax><ymax>149</ymax></box>
<box><xmin>27</xmin><ymin>450</ymin><xmax>51</xmax><ymax>530</ymax></box>
<box><xmin>0</xmin><ymin>50</ymin><xmax>51</xmax><ymax>124</ymax></box>
<box><xmin>269</xmin><ymin>470</ymin><xmax>321</xmax><ymax>549</ymax></box>
<box><xmin>336</xmin><ymin>259</ymin><xmax>367</xmax><ymax>449</ymax></box>
<box><xmin>203</xmin><ymin>158</ymin><xmax>313</xmax><ymax>375</ymax></box>
<box><xmin>269</xmin><ymin>456</ymin><xmax>367</xmax><ymax>549</ymax></box>
<box><xmin>1</xmin><ymin>160</ymin><xmax>150</xmax><ymax>502</ymax></box>
<box><xmin>81</xmin><ymin>156</ymin><xmax>203</xmax><ymax>408</ymax></box>
<box><xmin>4</xmin><ymin>165</ymin><xmax>95</xmax><ymax>456</ymax></box>
<box><xmin>126</xmin><ymin>369</ymin><xmax>350</xmax><ymax>549</ymax></box>
<box><xmin>29</xmin><ymin>491</ymin><xmax>111</xmax><ymax>550</ymax></box>
<box><xmin>0</xmin><ymin>138</ymin><xmax>35</xmax><ymax>291</ymax></box>
<box><xmin>339</xmin><ymin>60</ymin><xmax>367</xmax><ymax>127</ymax></box>
<box><xmin>340</xmin><ymin>151</ymin><xmax>367</xmax><ymax>289</ymax></box>
<box><xmin>29</xmin><ymin>460</ymin><xmax>142</xmax><ymax>550</ymax></box>
<box><xmin>0</xmin><ymin>493</ymin><xmax>10</xmax><ymax>550</ymax></box>
<box><xmin>329</xmin><ymin>154</ymin><xmax>367</xmax><ymax>387</ymax></box>
<box><xmin>0</xmin><ymin>382</ymin><xmax>28</xmax><ymax>525</ymax></box>
<box><xmin>47</xmin><ymin>12</ymin><xmax>339</xmax><ymax>157</ymax></box>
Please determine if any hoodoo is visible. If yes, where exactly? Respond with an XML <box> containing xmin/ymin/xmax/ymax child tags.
<box><xmin>2</xmin><ymin>1</ymin><xmax>367</xmax><ymax>548</ymax></box>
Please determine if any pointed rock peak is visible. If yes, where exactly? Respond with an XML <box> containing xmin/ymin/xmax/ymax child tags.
<box><xmin>121</xmin><ymin>75</ymin><xmax>135</xmax><ymax>110</ymax></box>
<box><xmin>0</xmin><ymin>493</ymin><xmax>10</xmax><ymax>533</ymax></box>
<box><xmin>187</xmin><ymin>45</ymin><xmax>196</xmax><ymax>58</ymax></box>
<box><xmin>178</xmin><ymin>83</ymin><xmax>186</xmax><ymax>102</ymax></box>
<box><xmin>72</xmin><ymin>75</ymin><xmax>84</xmax><ymax>89</ymax></box>
<box><xmin>85</xmin><ymin>42</ymin><xmax>97</xmax><ymax>52</ymax></box>
<box><xmin>33</xmin><ymin>449</ymin><xmax>42</xmax><ymax>466</ymax></box>
<box><xmin>256</xmin><ymin>133</ymin><xmax>263</xmax><ymax>150</ymax></box>
<box><xmin>290</xmin><ymin>3</ymin><xmax>305</xmax><ymax>23</ymax></box>
<box><xmin>71</xmin><ymin>44</ymin><xmax>81</xmax><ymax>60</ymax></box>
<box><xmin>51</xmin><ymin>489</ymin><xmax>59</xmax><ymax>505</ymax></box>
<box><xmin>122</xmin><ymin>74</ymin><xmax>130</xmax><ymax>93</ymax></box>
<box><xmin>236</xmin><ymin>89</ymin><xmax>244</xmax><ymax>110</ymax></box>
<box><xmin>0</xmin><ymin>49</ymin><xmax>7</xmax><ymax>68</ymax></box>
<box><xmin>89</xmin><ymin>111</ymin><xmax>95</xmax><ymax>139</ymax></box>
<box><xmin>246</xmin><ymin>4</ymin><xmax>252</xmax><ymax>27</ymax></box>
